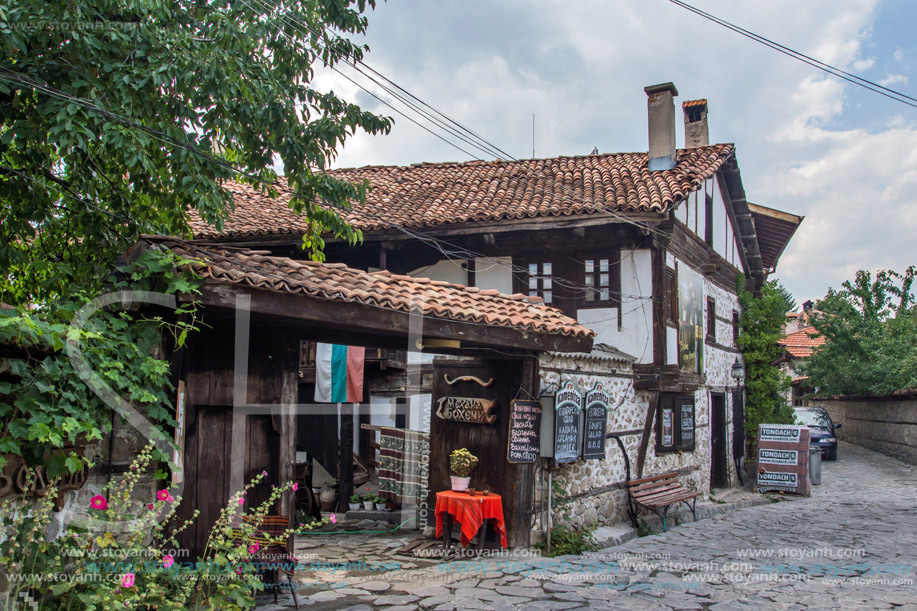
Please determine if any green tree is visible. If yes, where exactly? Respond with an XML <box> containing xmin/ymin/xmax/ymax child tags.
<box><xmin>801</xmin><ymin>267</ymin><xmax>917</xmax><ymax>396</ymax></box>
<box><xmin>737</xmin><ymin>276</ymin><xmax>793</xmax><ymax>446</ymax></box>
<box><xmin>0</xmin><ymin>1</ymin><xmax>391</xmax><ymax>469</ymax></box>
<box><xmin>1</xmin><ymin>0</ymin><xmax>391</xmax><ymax>304</ymax></box>
<box><xmin>775</xmin><ymin>281</ymin><xmax>796</xmax><ymax>315</ymax></box>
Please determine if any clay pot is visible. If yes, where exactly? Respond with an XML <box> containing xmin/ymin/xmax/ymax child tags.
<box><xmin>319</xmin><ymin>484</ymin><xmax>338</xmax><ymax>512</ymax></box>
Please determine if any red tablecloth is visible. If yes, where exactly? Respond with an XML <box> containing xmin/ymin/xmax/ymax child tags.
<box><xmin>435</xmin><ymin>491</ymin><xmax>507</xmax><ymax>548</ymax></box>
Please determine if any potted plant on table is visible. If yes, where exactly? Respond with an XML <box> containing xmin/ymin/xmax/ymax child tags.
<box><xmin>349</xmin><ymin>494</ymin><xmax>361</xmax><ymax>511</ymax></box>
<box><xmin>449</xmin><ymin>448</ymin><xmax>479</xmax><ymax>492</ymax></box>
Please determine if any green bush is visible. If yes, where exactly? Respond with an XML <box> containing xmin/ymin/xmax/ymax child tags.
<box><xmin>0</xmin><ymin>442</ymin><xmax>326</xmax><ymax>610</ymax></box>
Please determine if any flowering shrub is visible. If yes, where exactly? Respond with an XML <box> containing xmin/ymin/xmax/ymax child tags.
<box><xmin>0</xmin><ymin>442</ymin><xmax>327</xmax><ymax>610</ymax></box>
<box><xmin>449</xmin><ymin>448</ymin><xmax>479</xmax><ymax>477</ymax></box>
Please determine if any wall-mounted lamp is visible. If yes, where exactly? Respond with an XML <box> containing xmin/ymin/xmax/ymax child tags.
<box><xmin>730</xmin><ymin>357</ymin><xmax>745</xmax><ymax>391</ymax></box>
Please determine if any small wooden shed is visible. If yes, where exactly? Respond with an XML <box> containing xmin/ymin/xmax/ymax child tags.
<box><xmin>136</xmin><ymin>238</ymin><xmax>593</xmax><ymax>554</ymax></box>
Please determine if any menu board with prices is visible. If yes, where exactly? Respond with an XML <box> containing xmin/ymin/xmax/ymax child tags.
<box><xmin>553</xmin><ymin>381</ymin><xmax>583</xmax><ymax>464</ymax></box>
<box><xmin>507</xmin><ymin>400</ymin><xmax>542</xmax><ymax>463</ymax></box>
<box><xmin>582</xmin><ymin>383</ymin><xmax>610</xmax><ymax>460</ymax></box>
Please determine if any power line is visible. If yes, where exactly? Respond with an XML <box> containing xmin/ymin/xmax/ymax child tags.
<box><xmin>666</xmin><ymin>0</ymin><xmax>917</xmax><ymax>109</ymax></box>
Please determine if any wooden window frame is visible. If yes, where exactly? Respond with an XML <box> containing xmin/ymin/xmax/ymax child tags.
<box><xmin>656</xmin><ymin>393</ymin><xmax>696</xmax><ymax>454</ymax></box>
<box><xmin>578</xmin><ymin>253</ymin><xmax>620</xmax><ymax>310</ymax></box>
<box><xmin>665</xmin><ymin>267</ymin><xmax>677</xmax><ymax>326</ymax></box>
<box><xmin>706</xmin><ymin>298</ymin><xmax>716</xmax><ymax>342</ymax></box>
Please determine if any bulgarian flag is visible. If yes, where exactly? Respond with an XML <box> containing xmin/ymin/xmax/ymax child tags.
<box><xmin>314</xmin><ymin>343</ymin><xmax>365</xmax><ymax>403</ymax></box>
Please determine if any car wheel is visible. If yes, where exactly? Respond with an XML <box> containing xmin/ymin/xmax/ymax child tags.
<box><xmin>824</xmin><ymin>451</ymin><xmax>837</xmax><ymax>461</ymax></box>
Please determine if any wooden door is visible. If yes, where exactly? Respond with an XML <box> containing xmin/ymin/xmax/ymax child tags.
<box><xmin>710</xmin><ymin>393</ymin><xmax>728</xmax><ymax>489</ymax></box>
<box><xmin>177</xmin><ymin>407</ymin><xmax>279</xmax><ymax>558</ymax></box>
<box><xmin>428</xmin><ymin>359</ymin><xmax>535</xmax><ymax>548</ymax></box>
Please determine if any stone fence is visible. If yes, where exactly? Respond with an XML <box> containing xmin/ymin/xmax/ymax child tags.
<box><xmin>812</xmin><ymin>394</ymin><xmax>917</xmax><ymax>465</ymax></box>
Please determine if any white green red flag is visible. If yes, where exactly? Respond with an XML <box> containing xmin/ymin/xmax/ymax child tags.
<box><xmin>314</xmin><ymin>343</ymin><xmax>365</xmax><ymax>403</ymax></box>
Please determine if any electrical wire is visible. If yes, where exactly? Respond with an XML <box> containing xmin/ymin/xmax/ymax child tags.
<box><xmin>666</xmin><ymin>0</ymin><xmax>917</xmax><ymax>109</ymax></box>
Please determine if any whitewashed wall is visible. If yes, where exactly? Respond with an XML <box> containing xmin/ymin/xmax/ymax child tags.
<box><xmin>578</xmin><ymin>249</ymin><xmax>653</xmax><ymax>364</ymax></box>
<box><xmin>474</xmin><ymin>256</ymin><xmax>513</xmax><ymax>293</ymax></box>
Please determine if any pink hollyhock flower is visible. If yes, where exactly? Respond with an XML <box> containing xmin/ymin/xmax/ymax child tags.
<box><xmin>292</xmin><ymin>482</ymin><xmax>298</xmax><ymax>491</ymax></box>
<box><xmin>261</xmin><ymin>470</ymin><xmax>267</xmax><ymax>476</ymax></box>
<box><xmin>248</xmin><ymin>542</ymin><xmax>259</xmax><ymax>554</ymax></box>
<box><xmin>89</xmin><ymin>495</ymin><xmax>107</xmax><ymax>510</ymax></box>
<box><xmin>236</xmin><ymin>566</ymin><xmax>243</xmax><ymax>575</ymax></box>
<box><xmin>163</xmin><ymin>554</ymin><xmax>174</xmax><ymax>569</ymax></box>
<box><xmin>237</xmin><ymin>497</ymin><xmax>244</xmax><ymax>506</ymax></box>
<box><xmin>330</xmin><ymin>513</ymin><xmax>337</xmax><ymax>524</ymax></box>
<box><xmin>147</xmin><ymin>504</ymin><xmax>154</xmax><ymax>510</ymax></box>
<box><xmin>156</xmin><ymin>489</ymin><xmax>174</xmax><ymax>502</ymax></box>
<box><xmin>121</xmin><ymin>573</ymin><xmax>135</xmax><ymax>588</ymax></box>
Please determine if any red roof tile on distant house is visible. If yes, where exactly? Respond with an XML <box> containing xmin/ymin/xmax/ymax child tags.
<box><xmin>191</xmin><ymin>144</ymin><xmax>735</xmax><ymax>239</ymax></box>
<box><xmin>149</xmin><ymin>239</ymin><xmax>594</xmax><ymax>341</ymax></box>
<box><xmin>779</xmin><ymin>327</ymin><xmax>825</xmax><ymax>358</ymax></box>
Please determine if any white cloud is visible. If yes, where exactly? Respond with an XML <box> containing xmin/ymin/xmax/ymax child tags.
<box><xmin>879</xmin><ymin>73</ymin><xmax>908</xmax><ymax>86</ymax></box>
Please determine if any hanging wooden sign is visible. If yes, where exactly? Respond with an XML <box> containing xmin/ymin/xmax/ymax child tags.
<box><xmin>582</xmin><ymin>383</ymin><xmax>610</xmax><ymax>460</ymax></box>
<box><xmin>554</xmin><ymin>381</ymin><xmax>583</xmax><ymax>464</ymax></box>
<box><xmin>435</xmin><ymin>396</ymin><xmax>497</xmax><ymax>424</ymax></box>
<box><xmin>507</xmin><ymin>400</ymin><xmax>542</xmax><ymax>463</ymax></box>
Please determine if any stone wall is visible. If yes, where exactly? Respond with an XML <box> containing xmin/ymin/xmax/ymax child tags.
<box><xmin>813</xmin><ymin>396</ymin><xmax>917</xmax><ymax>465</ymax></box>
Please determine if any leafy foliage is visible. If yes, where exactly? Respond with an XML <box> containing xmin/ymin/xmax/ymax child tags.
<box><xmin>0</xmin><ymin>249</ymin><xmax>200</xmax><ymax>474</ymax></box>
<box><xmin>801</xmin><ymin>267</ymin><xmax>917</xmax><ymax>396</ymax></box>
<box><xmin>0</xmin><ymin>442</ymin><xmax>327</xmax><ymax>610</ymax></box>
<box><xmin>0</xmin><ymin>0</ymin><xmax>392</xmax><ymax>304</ymax></box>
<box><xmin>736</xmin><ymin>276</ymin><xmax>793</xmax><ymax>444</ymax></box>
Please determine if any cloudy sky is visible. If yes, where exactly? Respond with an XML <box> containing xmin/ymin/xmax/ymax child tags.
<box><xmin>310</xmin><ymin>0</ymin><xmax>917</xmax><ymax>305</ymax></box>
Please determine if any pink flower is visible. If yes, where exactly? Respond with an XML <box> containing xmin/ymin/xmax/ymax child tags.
<box><xmin>248</xmin><ymin>542</ymin><xmax>260</xmax><ymax>554</ymax></box>
<box><xmin>121</xmin><ymin>572</ymin><xmax>135</xmax><ymax>588</ymax></box>
<box><xmin>237</xmin><ymin>497</ymin><xmax>244</xmax><ymax>506</ymax></box>
<box><xmin>292</xmin><ymin>482</ymin><xmax>298</xmax><ymax>491</ymax></box>
<box><xmin>261</xmin><ymin>470</ymin><xmax>267</xmax><ymax>476</ymax></box>
<box><xmin>90</xmin><ymin>495</ymin><xmax>108</xmax><ymax>510</ymax></box>
<box><xmin>147</xmin><ymin>504</ymin><xmax>154</xmax><ymax>510</ymax></box>
<box><xmin>163</xmin><ymin>554</ymin><xmax>174</xmax><ymax>569</ymax></box>
<box><xmin>156</xmin><ymin>489</ymin><xmax>173</xmax><ymax>502</ymax></box>
<box><xmin>236</xmin><ymin>566</ymin><xmax>243</xmax><ymax>575</ymax></box>
<box><xmin>330</xmin><ymin>513</ymin><xmax>337</xmax><ymax>524</ymax></box>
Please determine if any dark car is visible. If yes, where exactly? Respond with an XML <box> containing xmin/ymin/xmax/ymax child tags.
<box><xmin>793</xmin><ymin>407</ymin><xmax>841</xmax><ymax>460</ymax></box>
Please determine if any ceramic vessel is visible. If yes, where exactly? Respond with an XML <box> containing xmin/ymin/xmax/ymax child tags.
<box><xmin>450</xmin><ymin>476</ymin><xmax>470</xmax><ymax>492</ymax></box>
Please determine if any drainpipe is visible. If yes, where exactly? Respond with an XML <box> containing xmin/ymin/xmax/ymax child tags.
<box><xmin>546</xmin><ymin>466</ymin><xmax>552</xmax><ymax>556</ymax></box>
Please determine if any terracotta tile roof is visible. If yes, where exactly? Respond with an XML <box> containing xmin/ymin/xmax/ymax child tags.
<box><xmin>779</xmin><ymin>326</ymin><xmax>825</xmax><ymax>358</ymax></box>
<box><xmin>191</xmin><ymin>144</ymin><xmax>735</xmax><ymax>239</ymax></box>
<box><xmin>149</xmin><ymin>239</ymin><xmax>595</xmax><ymax>341</ymax></box>
<box><xmin>682</xmin><ymin>99</ymin><xmax>707</xmax><ymax>108</ymax></box>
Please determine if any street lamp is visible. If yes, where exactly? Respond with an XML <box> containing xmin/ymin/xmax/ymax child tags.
<box><xmin>730</xmin><ymin>357</ymin><xmax>747</xmax><ymax>484</ymax></box>
<box><xmin>730</xmin><ymin>358</ymin><xmax>745</xmax><ymax>388</ymax></box>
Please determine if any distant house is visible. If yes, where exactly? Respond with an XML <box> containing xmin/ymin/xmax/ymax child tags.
<box><xmin>192</xmin><ymin>82</ymin><xmax>802</xmax><ymax>535</ymax></box>
<box><xmin>776</xmin><ymin>325</ymin><xmax>826</xmax><ymax>405</ymax></box>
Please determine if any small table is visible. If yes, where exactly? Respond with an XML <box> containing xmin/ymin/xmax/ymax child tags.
<box><xmin>435</xmin><ymin>491</ymin><xmax>508</xmax><ymax>549</ymax></box>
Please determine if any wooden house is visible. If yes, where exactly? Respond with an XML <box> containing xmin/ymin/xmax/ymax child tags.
<box><xmin>189</xmin><ymin>83</ymin><xmax>802</xmax><ymax>538</ymax></box>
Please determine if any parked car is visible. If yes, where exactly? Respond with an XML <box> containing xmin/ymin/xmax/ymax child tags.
<box><xmin>793</xmin><ymin>407</ymin><xmax>841</xmax><ymax>461</ymax></box>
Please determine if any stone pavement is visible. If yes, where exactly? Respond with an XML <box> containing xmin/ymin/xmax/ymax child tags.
<box><xmin>257</xmin><ymin>442</ymin><xmax>917</xmax><ymax>610</ymax></box>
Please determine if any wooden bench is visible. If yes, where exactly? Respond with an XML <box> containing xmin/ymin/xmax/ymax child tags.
<box><xmin>627</xmin><ymin>472</ymin><xmax>700</xmax><ymax>531</ymax></box>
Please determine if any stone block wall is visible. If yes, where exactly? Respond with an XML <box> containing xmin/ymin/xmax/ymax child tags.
<box><xmin>813</xmin><ymin>397</ymin><xmax>917</xmax><ymax>465</ymax></box>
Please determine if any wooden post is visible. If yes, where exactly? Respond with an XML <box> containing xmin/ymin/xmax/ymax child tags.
<box><xmin>339</xmin><ymin>404</ymin><xmax>354</xmax><ymax>512</ymax></box>
<box><xmin>279</xmin><ymin>338</ymin><xmax>298</xmax><ymax>525</ymax></box>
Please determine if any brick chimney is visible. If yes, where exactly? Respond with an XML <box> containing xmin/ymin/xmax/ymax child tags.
<box><xmin>644</xmin><ymin>82</ymin><xmax>678</xmax><ymax>171</ymax></box>
<box><xmin>683</xmin><ymin>99</ymin><xmax>709</xmax><ymax>148</ymax></box>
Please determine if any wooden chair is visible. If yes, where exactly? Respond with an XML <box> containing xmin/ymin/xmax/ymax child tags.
<box><xmin>234</xmin><ymin>514</ymin><xmax>300</xmax><ymax>608</ymax></box>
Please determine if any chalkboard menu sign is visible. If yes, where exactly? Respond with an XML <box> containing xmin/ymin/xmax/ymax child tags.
<box><xmin>507</xmin><ymin>400</ymin><xmax>542</xmax><ymax>463</ymax></box>
<box><xmin>661</xmin><ymin>407</ymin><xmax>674</xmax><ymax>448</ymax></box>
<box><xmin>680</xmin><ymin>403</ymin><xmax>695</xmax><ymax>449</ymax></box>
<box><xmin>553</xmin><ymin>381</ymin><xmax>583</xmax><ymax>464</ymax></box>
<box><xmin>582</xmin><ymin>383</ymin><xmax>610</xmax><ymax>460</ymax></box>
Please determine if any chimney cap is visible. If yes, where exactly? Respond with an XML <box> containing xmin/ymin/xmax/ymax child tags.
<box><xmin>644</xmin><ymin>82</ymin><xmax>679</xmax><ymax>96</ymax></box>
<box><xmin>682</xmin><ymin>99</ymin><xmax>707</xmax><ymax>109</ymax></box>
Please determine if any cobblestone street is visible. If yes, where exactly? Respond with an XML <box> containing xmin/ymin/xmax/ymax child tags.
<box><xmin>258</xmin><ymin>442</ymin><xmax>917</xmax><ymax>610</ymax></box>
